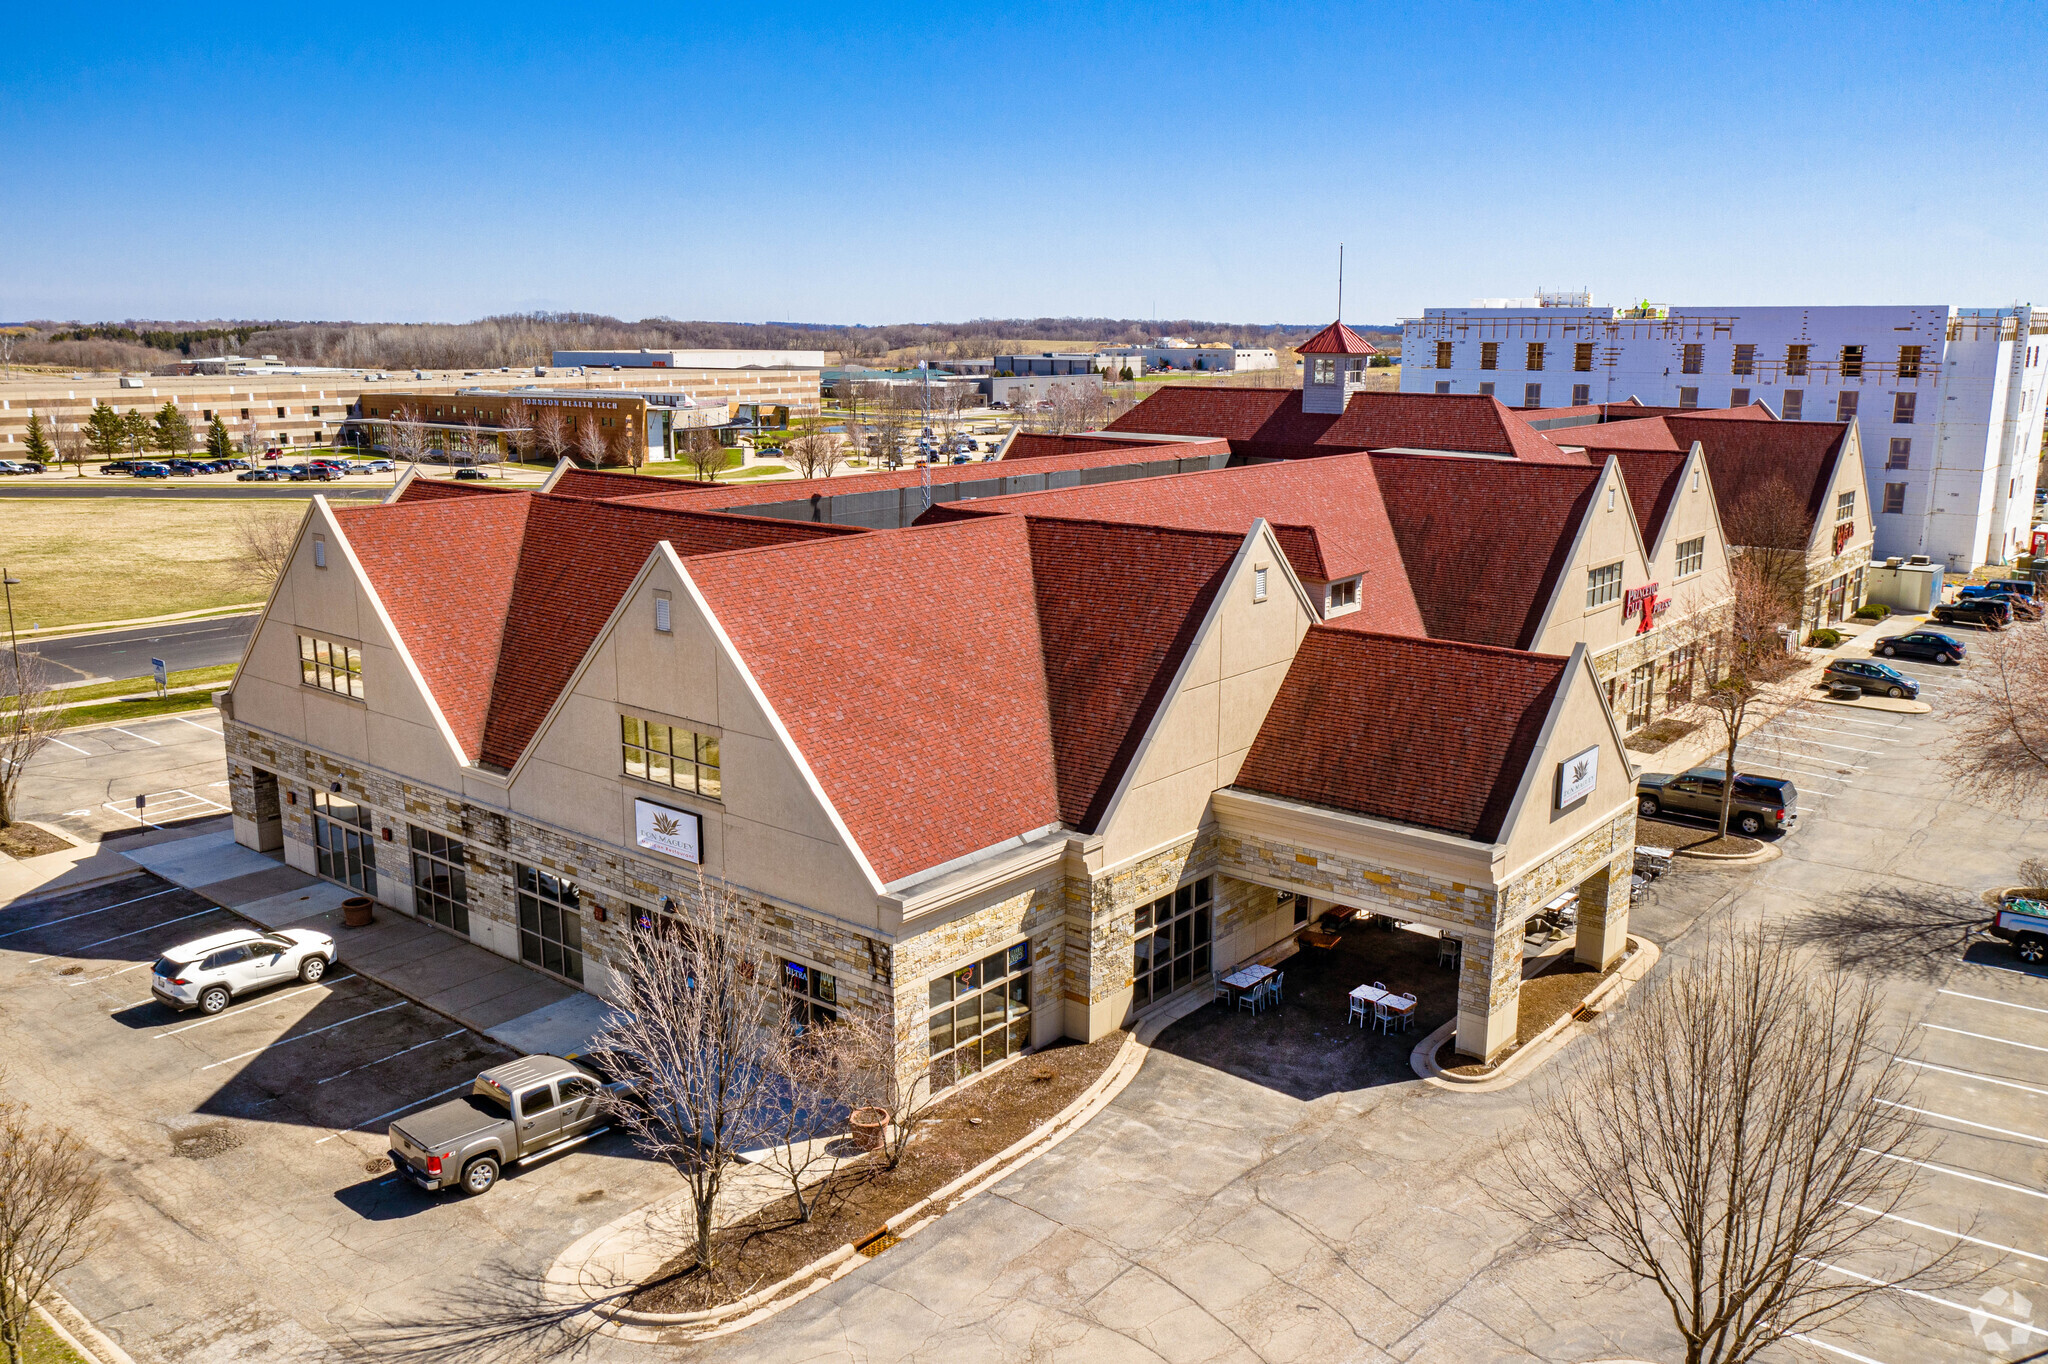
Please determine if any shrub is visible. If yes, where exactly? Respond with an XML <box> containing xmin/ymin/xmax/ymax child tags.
<box><xmin>1807</xmin><ymin>627</ymin><xmax>1845</xmax><ymax>648</ymax></box>
<box><xmin>1854</xmin><ymin>603</ymin><xmax>1890</xmax><ymax>620</ymax></box>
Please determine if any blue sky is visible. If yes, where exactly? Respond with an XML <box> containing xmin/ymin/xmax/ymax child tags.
<box><xmin>4</xmin><ymin>3</ymin><xmax>2044</xmax><ymax>326</ymax></box>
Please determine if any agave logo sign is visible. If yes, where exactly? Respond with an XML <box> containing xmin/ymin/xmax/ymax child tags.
<box><xmin>634</xmin><ymin>799</ymin><xmax>702</xmax><ymax>863</ymax></box>
<box><xmin>1556</xmin><ymin>745</ymin><xmax>1599</xmax><ymax>809</ymax></box>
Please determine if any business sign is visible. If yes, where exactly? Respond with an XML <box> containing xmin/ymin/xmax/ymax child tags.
<box><xmin>1556</xmin><ymin>745</ymin><xmax>1599</xmax><ymax>809</ymax></box>
<box><xmin>151</xmin><ymin>657</ymin><xmax>168</xmax><ymax>692</ymax></box>
<box><xmin>633</xmin><ymin>799</ymin><xmax>702</xmax><ymax>863</ymax></box>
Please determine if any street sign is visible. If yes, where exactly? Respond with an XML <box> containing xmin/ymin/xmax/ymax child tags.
<box><xmin>136</xmin><ymin>794</ymin><xmax>146</xmax><ymax>811</ymax></box>
<box><xmin>151</xmin><ymin>658</ymin><xmax>168</xmax><ymax>693</ymax></box>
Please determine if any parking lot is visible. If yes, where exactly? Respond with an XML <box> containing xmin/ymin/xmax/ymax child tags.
<box><xmin>18</xmin><ymin>711</ymin><xmax>236</xmax><ymax>840</ymax></box>
<box><xmin>0</xmin><ymin>871</ymin><xmax>672</xmax><ymax>1362</ymax></box>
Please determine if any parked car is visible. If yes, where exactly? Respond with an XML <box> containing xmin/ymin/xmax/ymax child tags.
<box><xmin>1823</xmin><ymin>658</ymin><xmax>1920</xmax><ymax>699</ymax></box>
<box><xmin>363</xmin><ymin>459</ymin><xmax>395</xmax><ymax>472</ymax></box>
<box><xmin>453</xmin><ymin>468</ymin><xmax>488</xmax><ymax>480</ymax></box>
<box><xmin>236</xmin><ymin>467</ymin><xmax>281</xmax><ymax>481</ymax></box>
<box><xmin>1637</xmin><ymin>767</ymin><xmax>1799</xmax><ymax>836</ymax></box>
<box><xmin>1962</xmin><ymin>579</ymin><xmax>2038</xmax><ymax>602</ymax></box>
<box><xmin>1932</xmin><ymin>596</ymin><xmax>2011</xmax><ymax>631</ymax></box>
<box><xmin>130</xmin><ymin>463</ymin><xmax>170</xmax><ymax>478</ymax></box>
<box><xmin>0</xmin><ymin>461</ymin><xmax>30</xmax><ymax>475</ymax></box>
<box><xmin>151</xmin><ymin>928</ymin><xmax>338</xmax><ymax>1014</ymax></box>
<box><xmin>1991</xmin><ymin>897</ymin><xmax>2048</xmax><ymax>964</ymax></box>
<box><xmin>100</xmin><ymin>459</ymin><xmax>139</xmax><ymax>475</ymax></box>
<box><xmin>1970</xmin><ymin>591</ymin><xmax>2044</xmax><ymax>621</ymax></box>
<box><xmin>387</xmin><ymin>1055</ymin><xmax>631</xmax><ymax>1196</ymax></box>
<box><xmin>262</xmin><ymin>448</ymin><xmax>283</xmax><ymax>461</ymax></box>
<box><xmin>1874</xmin><ymin>630</ymin><xmax>1967</xmax><ymax>664</ymax></box>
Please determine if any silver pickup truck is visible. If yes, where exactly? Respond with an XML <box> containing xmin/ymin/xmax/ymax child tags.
<box><xmin>388</xmin><ymin>1055</ymin><xmax>628</xmax><ymax>1196</ymax></box>
<box><xmin>1992</xmin><ymin>898</ymin><xmax>2048</xmax><ymax>964</ymax></box>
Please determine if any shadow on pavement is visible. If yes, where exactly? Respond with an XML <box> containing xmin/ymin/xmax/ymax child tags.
<box><xmin>1775</xmin><ymin>880</ymin><xmax>1994</xmax><ymax>980</ymax></box>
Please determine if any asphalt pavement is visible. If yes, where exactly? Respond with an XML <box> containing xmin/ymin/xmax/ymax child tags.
<box><xmin>22</xmin><ymin>613</ymin><xmax>257</xmax><ymax>687</ymax></box>
<box><xmin>0</xmin><ymin>483</ymin><xmax>388</xmax><ymax>499</ymax></box>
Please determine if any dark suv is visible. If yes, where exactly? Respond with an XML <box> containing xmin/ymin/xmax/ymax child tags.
<box><xmin>1822</xmin><ymin>658</ymin><xmax>1919</xmax><ymax>699</ymax></box>
<box><xmin>1933</xmin><ymin>596</ymin><xmax>2011</xmax><ymax>631</ymax></box>
<box><xmin>1874</xmin><ymin>630</ymin><xmax>1967</xmax><ymax>664</ymax></box>
<box><xmin>1638</xmin><ymin>766</ymin><xmax>1799</xmax><ymax>836</ymax></box>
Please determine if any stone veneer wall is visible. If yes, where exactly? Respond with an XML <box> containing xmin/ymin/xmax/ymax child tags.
<box><xmin>1217</xmin><ymin>830</ymin><xmax>1499</xmax><ymax>933</ymax></box>
<box><xmin>1588</xmin><ymin>600</ymin><xmax>1734</xmax><ymax>731</ymax></box>
<box><xmin>1068</xmin><ymin>832</ymin><xmax>1214</xmax><ymax>1038</ymax></box>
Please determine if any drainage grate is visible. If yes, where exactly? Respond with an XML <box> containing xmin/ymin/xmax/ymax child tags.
<box><xmin>854</xmin><ymin>1229</ymin><xmax>900</xmax><ymax>1258</ymax></box>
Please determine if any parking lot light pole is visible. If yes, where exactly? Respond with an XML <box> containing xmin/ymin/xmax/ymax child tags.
<box><xmin>2</xmin><ymin>570</ymin><xmax>21</xmax><ymax>697</ymax></box>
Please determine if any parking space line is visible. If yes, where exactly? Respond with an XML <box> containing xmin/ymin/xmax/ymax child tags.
<box><xmin>154</xmin><ymin>974</ymin><xmax>357</xmax><ymax>1033</ymax></box>
<box><xmin>108</xmin><ymin>727</ymin><xmax>160</xmax><ymax>747</ymax></box>
<box><xmin>47</xmin><ymin>736</ymin><xmax>92</xmax><ymax>756</ymax></box>
<box><xmin>24</xmin><ymin>906</ymin><xmax>224</xmax><ymax>964</ymax></box>
<box><xmin>1809</xmin><ymin>1258</ymin><xmax>2039</xmax><ymax>1333</ymax></box>
<box><xmin>0</xmin><ymin>887</ymin><xmax>177</xmax><ymax>939</ymax></box>
<box><xmin>1957</xmin><ymin>956</ymin><xmax>2048</xmax><ymax>981</ymax></box>
<box><xmin>1900</xmin><ymin>1057</ymin><xmax>2048</xmax><ymax>1096</ymax></box>
<box><xmin>315</xmin><ymin>1078</ymin><xmax>474</xmax><ymax>1144</ymax></box>
<box><xmin>77</xmin><ymin>961</ymin><xmax>154</xmax><ymax>986</ymax></box>
<box><xmin>1745</xmin><ymin>764</ymin><xmax>1855</xmax><ymax>783</ymax></box>
<box><xmin>316</xmin><ymin>1029</ymin><xmax>466</xmax><ymax>1084</ymax></box>
<box><xmin>197</xmin><ymin>1003</ymin><xmax>405</xmax><ymax>1070</ymax></box>
<box><xmin>1759</xmin><ymin>735</ymin><xmax>1880</xmax><ymax>754</ymax></box>
<box><xmin>1875</xmin><ymin>1098</ymin><xmax>2048</xmax><ymax>1145</ymax></box>
<box><xmin>1842</xmin><ymin>1203</ymin><xmax>2048</xmax><ymax>1266</ymax></box>
<box><xmin>1863</xmin><ymin>1149</ymin><xmax>2048</xmax><ymax>1201</ymax></box>
<box><xmin>1921</xmin><ymin>1022</ymin><xmax>2048</xmax><ymax>1054</ymax></box>
<box><xmin>1789</xmin><ymin>1334</ymin><xmax>1893</xmax><ymax>1364</ymax></box>
<box><xmin>1769</xmin><ymin>720</ymin><xmax>1903</xmax><ymax>741</ymax></box>
<box><xmin>175</xmin><ymin>717</ymin><xmax>221</xmax><ymax>735</ymax></box>
<box><xmin>1938</xmin><ymin>988</ymin><xmax>2048</xmax><ymax>1016</ymax></box>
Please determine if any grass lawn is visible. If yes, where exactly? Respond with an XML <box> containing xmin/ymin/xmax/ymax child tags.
<box><xmin>2</xmin><ymin>498</ymin><xmax>297</xmax><ymax>630</ymax></box>
<box><xmin>56</xmin><ymin>663</ymin><xmax>235</xmax><ymax>703</ymax></box>
<box><xmin>58</xmin><ymin>691</ymin><xmax>220</xmax><ymax>729</ymax></box>
<box><xmin>717</xmin><ymin>463</ymin><xmax>791</xmax><ymax>480</ymax></box>
<box><xmin>17</xmin><ymin>1309</ymin><xmax>89</xmax><ymax>1364</ymax></box>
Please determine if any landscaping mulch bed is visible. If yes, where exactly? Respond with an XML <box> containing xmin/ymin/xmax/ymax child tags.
<box><xmin>1437</xmin><ymin>953</ymin><xmax>1627</xmax><ymax>1078</ymax></box>
<box><xmin>1636</xmin><ymin>816</ymin><xmax>1762</xmax><ymax>858</ymax></box>
<box><xmin>628</xmin><ymin>1027</ymin><xmax>1130</xmax><ymax>1314</ymax></box>
<box><xmin>1623</xmin><ymin>717</ymin><xmax>1699</xmax><ymax>754</ymax></box>
<box><xmin>0</xmin><ymin>823</ymin><xmax>73</xmax><ymax>860</ymax></box>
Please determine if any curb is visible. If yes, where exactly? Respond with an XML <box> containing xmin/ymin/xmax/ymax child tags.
<box><xmin>1412</xmin><ymin>935</ymin><xmax>1662</xmax><ymax>1092</ymax></box>
<box><xmin>21</xmin><ymin>604</ymin><xmax>263</xmax><ymax>644</ymax></box>
<box><xmin>1675</xmin><ymin>841</ymin><xmax>1780</xmax><ymax>864</ymax></box>
<box><xmin>35</xmin><ymin>1284</ymin><xmax>140</xmax><ymax>1364</ymax></box>
<box><xmin>551</xmin><ymin>1013</ymin><xmax>1170</xmax><ymax>1343</ymax></box>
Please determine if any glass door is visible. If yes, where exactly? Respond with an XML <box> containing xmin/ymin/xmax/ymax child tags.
<box><xmin>1131</xmin><ymin>876</ymin><xmax>1213</xmax><ymax>1011</ymax></box>
<box><xmin>313</xmin><ymin>792</ymin><xmax>376</xmax><ymax>893</ymax></box>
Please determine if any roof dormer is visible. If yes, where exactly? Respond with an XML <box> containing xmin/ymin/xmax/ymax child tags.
<box><xmin>1298</xmin><ymin>321</ymin><xmax>1379</xmax><ymax>414</ymax></box>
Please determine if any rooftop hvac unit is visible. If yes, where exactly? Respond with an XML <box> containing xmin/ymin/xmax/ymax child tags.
<box><xmin>1908</xmin><ymin>554</ymin><xmax>1931</xmax><ymax>565</ymax></box>
<box><xmin>1886</xmin><ymin>557</ymin><xmax>1904</xmax><ymax>567</ymax></box>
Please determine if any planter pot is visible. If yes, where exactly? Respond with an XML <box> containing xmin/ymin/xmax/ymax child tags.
<box><xmin>849</xmin><ymin>1107</ymin><xmax>889</xmax><ymax>1152</ymax></box>
<box><xmin>340</xmin><ymin>896</ymin><xmax>375</xmax><ymax>928</ymax></box>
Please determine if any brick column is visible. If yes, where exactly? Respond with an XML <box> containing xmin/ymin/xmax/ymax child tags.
<box><xmin>1455</xmin><ymin>927</ymin><xmax>1521</xmax><ymax>1062</ymax></box>
<box><xmin>1575</xmin><ymin>858</ymin><xmax>1631</xmax><ymax>971</ymax></box>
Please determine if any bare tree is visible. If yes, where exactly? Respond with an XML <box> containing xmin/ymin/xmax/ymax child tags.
<box><xmin>1659</xmin><ymin>558</ymin><xmax>1806</xmax><ymax>837</ymax></box>
<box><xmin>498</xmin><ymin>398</ymin><xmax>531</xmax><ymax>471</ymax></box>
<box><xmin>824</xmin><ymin>999</ymin><xmax>939</xmax><ymax>1172</ymax></box>
<box><xmin>0</xmin><ymin>1086</ymin><xmax>109</xmax><ymax>1364</ymax></box>
<box><xmin>680</xmin><ymin>426</ymin><xmax>726</xmax><ymax>482</ymax></box>
<box><xmin>49</xmin><ymin>417</ymin><xmax>88</xmax><ymax>479</ymax></box>
<box><xmin>458</xmin><ymin>418</ymin><xmax>487</xmax><ymax>470</ymax></box>
<box><xmin>231</xmin><ymin>507</ymin><xmax>300</xmax><ymax>593</ymax></box>
<box><xmin>530</xmin><ymin>406</ymin><xmax>569</xmax><ymax>466</ymax></box>
<box><xmin>237</xmin><ymin>410</ymin><xmax>264</xmax><ymax>457</ymax></box>
<box><xmin>757</xmin><ymin>1018</ymin><xmax>850</xmax><ymax>1225</ymax></box>
<box><xmin>783</xmin><ymin>422</ymin><xmax>843</xmax><ymax>480</ymax></box>
<box><xmin>1940</xmin><ymin>623</ymin><xmax>2048</xmax><ymax>803</ymax></box>
<box><xmin>0</xmin><ymin>654</ymin><xmax>67</xmax><ymax>827</ymax></box>
<box><xmin>572</xmin><ymin>416</ymin><xmax>610</xmax><ymax>469</ymax></box>
<box><xmin>1721</xmin><ymin>472</ymin><xmax>1816</xmax><ymax>623</ymax></box>
<box><xmin>385</xmin><ymin>404</ymin><xmax>431</xmax><ymax>471</ymax></box>
<box><xmin>1496</xmin><ymin>927</ymin><xmax>1967</xmax><ymax>1364</ymax></box>
<box><xmin>590</xmin><ymin>876</ymin><xmax>779</xmax><ymax>1274</ymax></box>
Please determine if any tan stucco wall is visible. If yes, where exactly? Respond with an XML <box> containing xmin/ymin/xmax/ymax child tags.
<box><xmin>1529</xmin><ymin>462</ymin><xmax>1655</xmax><ymax>660</ymax></box>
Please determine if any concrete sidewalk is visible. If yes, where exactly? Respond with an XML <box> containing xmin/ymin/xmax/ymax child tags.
<box><xmin>120</xmin><ymin>828</ymin><xmax>614</xmax><ymax>1056</ymax></box>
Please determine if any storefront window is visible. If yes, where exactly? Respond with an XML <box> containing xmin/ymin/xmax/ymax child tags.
<box><xmin>780</xmin><ymin>959</ymin><xmax>839</xmax><ymax>1030</ymax></box>
<box><xmin>927</xmin><ymin>941</ymin><xmax>1031</xmax><ymax>1090</ymax></box>
<box><xmin>408</xmin><ymin>827</ymin><xmax>468</xmax><ymax>935</ymax></box>
<box><xmin>313</xmin><ymin>791</ymin><xmax>375</xmax><ymax>893</ymax></box>
<box><xmin>515</xmin><ymin>865</ymin><xmax>583</xmax><ymax>983</ymax></box>
<box><xmin>1131</xmin><ymin>877</ymin><xmax>1212</xmax><ymax>1011</ymax></box>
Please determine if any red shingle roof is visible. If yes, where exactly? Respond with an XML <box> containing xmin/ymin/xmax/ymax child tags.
<box><xmin>913</xmin><ymin>453</ymin><xmax>1425</xmax><ymax>634</ymax></box>
<box><xmin>1319</xmin><ymin>393</ymin><xmax>1585</xmax><ymax>464</ymax></box>
<box><xmin>392</xmin><ymin>476</ymin><xmax>523</xmax><ymax>504</ymax></box>
<box><xmin>549</xmin><ymin>468</ymin><xmax>721</xmax><ymax>499</ymax></box>
<box><xmin>1295</xmin><ymin>321</ymin><xmax>1380</xmax><ymax>355</ymax></box>
<box><xmin>686</xmin><ymin>517</ymin><xmax>1064</xmax><ymax>886</ymax></box>
<box><xmin>1000</xmin><ymin>433</ymin><xmax>1176</xmax><ymax>462</ymax></box>
<box><xmin>1612</xmin><ymin>450</ymin><xmax>1690</xmax><ymax>549</ymax></box>
<box><xmin>1106</xmin><ymin>387</ymin><xmax>1340</xmax><ymax>459</ymax></box>
<box><xmin>1668</xmin><ymin>417</ymin><xmax>1848</xmax><ymax>546</ymax></box>
<box><xmin>1363</xmin><ymin>456</ymin><xmax>1602</xmax><ymax>650</ymax></box>
<box><xmin>1236</xmin><ymin>629</ymin><xmax>1566</xmax><ymax>841</ymax></box>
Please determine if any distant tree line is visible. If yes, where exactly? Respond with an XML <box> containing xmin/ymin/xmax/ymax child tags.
<box><xmin>8</xmin><ymin>312</ymin><xmax>1404</xmax><ymax>374</ymax></box>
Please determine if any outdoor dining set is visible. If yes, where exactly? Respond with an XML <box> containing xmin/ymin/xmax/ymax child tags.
<box><xmin>1210</xmin><ymin>903</ymin><xmax>1445</xmax><ymax>1036</ymax></box>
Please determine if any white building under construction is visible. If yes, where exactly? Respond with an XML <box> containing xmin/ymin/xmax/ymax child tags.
<box><xmin>1402</xmin><ymin>302</ymin><xmax>2048</xmax><ymax>570</ymax></box>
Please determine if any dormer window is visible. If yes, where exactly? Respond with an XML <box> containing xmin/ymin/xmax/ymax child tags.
<box><xmin>1327</xmin><ymin>578</ymin><xmax>1358</xmax><ymax>611</ymax></box>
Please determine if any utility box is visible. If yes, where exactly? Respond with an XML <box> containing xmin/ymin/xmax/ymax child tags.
<box><xmin>1865</xmin><ymin>558</ymin><xmax>1944</xmax><ymax>613</ymax></box>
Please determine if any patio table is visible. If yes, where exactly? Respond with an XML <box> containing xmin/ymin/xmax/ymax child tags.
<box><xmin>1349</xmin><ymin>983</ymin><xmax>1389</xmax><ymax>1006</ymax></box>
<box><xmin>1221</xmin><ymin>963</ymin><xmax>1275</xmax><ymax>994</ymax></box>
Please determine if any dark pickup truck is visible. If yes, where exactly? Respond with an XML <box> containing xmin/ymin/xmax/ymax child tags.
<box><xmin>1638</xmin><ymin>766</ymin><xmax>1799</xmax><ymax>836</ymax></box>
<box><xmin>388</xmin><ymin>1055</ymin><xmax>630</xmax><ymax>1196</ymax></box>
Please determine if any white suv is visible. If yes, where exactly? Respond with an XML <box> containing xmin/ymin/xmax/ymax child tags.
<box><xmin>151</xmin><ymin>928</ymin><xmax>339</xmax><ymax>1014</ymax></box>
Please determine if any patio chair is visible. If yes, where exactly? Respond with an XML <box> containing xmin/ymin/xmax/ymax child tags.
<box><xmin>1238</xmin><ymin>981</ymin><xmax>1264</xmax><ymax>1015</ymax></box>
<box><xmin>1438</xmin><ymin>936</ymin><xmax>1461</xmax><ymax>969</ymax></box>
<box><xmin>1390</xmin><ymin>992</ymin><xmax>1418</xmax><ymax>1033</ymax></box>
<box><xmin>1213</xmin><ymin>979</ymin><xmax>1234</xmax><ymax>1006</ymax></box>
<box><xmin>1264</xmin><ymin>971</ymin><xmax>1285</xmax><ymax>1010</ymax></box>
<box><xmin>1372</xmin><ymin>996</ymin><xmax>1395</xmax><ymax>1034</ymax></box>
<box><xmin>1348</xmin><ymin>994</ymin><xmax>1368</xmax><ymax>1028</ymax></box>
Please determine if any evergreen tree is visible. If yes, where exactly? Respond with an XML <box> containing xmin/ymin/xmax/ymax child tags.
<box><xmin>153</xmin><ymin>402</ymin><xmax>194</xmax><ymax>457</ymax></box>
<box><xmin>84</xmin><ymin>401</ymin><xmax>126</xmax><ymax>458</ymax></box>
<box><xmin>205</xmin><ymin>414</ymin><xmax>233</xmax><ymax>459</ymax></box>
<box><xmin>22</xmin><ymin>414</ymin><xmax>53</xmax><ymax>464</ymax></box>
<box><xmin>122</xmin><ymin>409</ymin><xmax>153</xmax><ymax>455</ymax></box>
